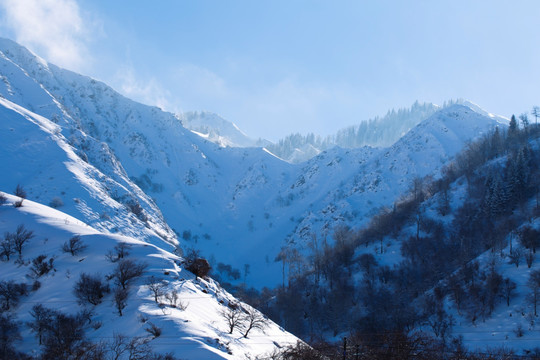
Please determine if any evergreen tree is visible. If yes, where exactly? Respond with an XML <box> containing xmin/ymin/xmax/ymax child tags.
<box><xmin>484</xmin><ymin>170</ymin><xmax>507</xmax><ymax>216</ymax></box>
<box><xmin>506</xmin><ymin>147</ymin><xmax>530</xmax><ymax>204</ymax></box>
<box><xmin>509</xmin><ymin>115</ymin><xmax>518</xmax><ymax>133</ymax></box>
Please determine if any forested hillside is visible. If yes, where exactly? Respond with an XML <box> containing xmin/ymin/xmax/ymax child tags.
<box><xmin>233</xmin><ymin>118</ymin><xmax>540</xmax><ymax>359</ymax></box>
<box><xmin>265</xmin><ymin>101</ymin><xmax>441</xmax><ymax>163</ymax></box>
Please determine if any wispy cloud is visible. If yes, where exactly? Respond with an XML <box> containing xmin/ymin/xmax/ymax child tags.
<box><xmin>114</xmin><ymin>66</ymin><xmax>173</xmax><ymax>112</ymax></box>
<box><xmin>0</xmin><ymin>0</ymin><xmax>98</xmax><ymax>71</ymax></box>
<box><xmin>159</xmin><ymin>63</ymin><xmax>365</xmax><ymax>140</ymax></box>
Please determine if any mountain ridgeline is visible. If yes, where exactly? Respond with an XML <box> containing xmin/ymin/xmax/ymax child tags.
<box><xmin>1</xmin><ymin>37</ymin><xmax>540</xmax><ymax>358</ymax></box>
<box><xmin>264</xmin><ymin>101</ymin><xmax>441</xmax><ymax>163</ymax></box>
<box><xmin>179</xmin><ymin>101</ymin><xmax>447</xmax><ymax>164</ymax></box>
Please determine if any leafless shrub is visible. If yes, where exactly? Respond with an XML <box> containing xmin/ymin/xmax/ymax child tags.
<box><xmin>62</xmin><ymin>235</ymin><xmax>87</xmax><ymax>256</ymax></box>
<box><xmin>3</xmin><ymin>225</ymin><xmax>34</xmax><ymax>259</ymax></box>
<box><xmin>30</xmin><ymin>255</ymin><xmax>54</xmax><ymax>278</ymax></box>
<box><xmin>146</xmin><ymin>276</ymin><xmax>166</xmax><ymax>303</ymax></box>
<box><xmin>14</xmin><ymin>184</ymin><xmax>26</xmax><ymax>198</ymax></box>
<box><xmin>145</xmin><ymin>323</ymin><xmax>162</xmax><ymax>338</ymax></box>
<box><xmin>49</xmin><ymin>197</ymin><xmax>64</xmax><ymax>208</ymax></box>
<box><xmin>73</xmin><ymin>273</ymin><xmax>110</xmax><ymax>306</ymax></box>
<box><xmin>106</xmin><ymin>242</ymin><xmax>132</xmax><ymax>263</ymax></box>
<box><xmin>114</xmin><ymin>259</ymin><xmax>146</xmax><ymax>289</ymax></box>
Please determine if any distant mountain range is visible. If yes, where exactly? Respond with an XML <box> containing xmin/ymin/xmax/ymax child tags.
<box><xmin>179</xmin><ymin>99</ymin><xmax>490</xmax><ymax>164</ymax></box>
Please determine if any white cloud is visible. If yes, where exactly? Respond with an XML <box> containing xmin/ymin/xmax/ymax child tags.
<box><xmin>114</xmin><ymin>66</ymin><xmax>173</xmax><ymax>112</ymax></box>
<box><xmin>0</xmin><ymin>0</ymin><xmax>95</xmax><ymax>71</ymax></box>
<box><xmin>172</xmin><ymin>64</ymin><xmax>229</xmax><ymax>100</ymax></box>
<box><xmin>164</xmin><ymin>64</ymin><xmax>364</xmax><ymax>140</ymax></box>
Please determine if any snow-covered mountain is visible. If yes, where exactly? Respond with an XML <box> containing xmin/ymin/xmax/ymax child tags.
<box><xmin>0</xmin><ymin>38</ymin><xmax>507</xmax><ymax>290</ymax></box>
<box><xmin>1</xmin><ymin>37</ymin><xmax>523</xmax><ymax>357</ymax></box>
<box><xmin>177</xmin><ymin>101</ymin><xmax>443</xmax><ymax>164</ymax></box>
<box><xmin>0</xmin><ymin>37</ymin><xmax>301</xmax><ymax>358</ymax></box>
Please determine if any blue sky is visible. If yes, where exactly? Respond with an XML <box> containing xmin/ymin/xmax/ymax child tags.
<box><xmin>1</xmin><ymin>0</ymin><xmax>539</xmax><ymax>141</ymax></box>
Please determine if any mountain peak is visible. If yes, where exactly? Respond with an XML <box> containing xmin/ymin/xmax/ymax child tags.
<box><xmin>0</xmin><ymin>37</ymin><xmax>50</xmax><ymax>72</ymax></box>
<box><xmin>179</xmin><ymin>111</ymin><xmax>255</xmax><ymax>147</ymax></box>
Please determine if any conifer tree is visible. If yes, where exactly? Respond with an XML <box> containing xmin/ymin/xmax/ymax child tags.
<box><xmin>509</xmin><ymin>115</ymin><xmax>518</xmax><ymax>133</ymax></box>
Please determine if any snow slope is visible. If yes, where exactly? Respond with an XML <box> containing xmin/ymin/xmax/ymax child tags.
<box><xmin>0</xmin><ymin>193</ymin><xmax>298</xmax><ymax>359</ymax></box>
<box><xmin>0</xmin><ymin>96</ymin><xmax>175</xmax><ymax>247</ymax></box>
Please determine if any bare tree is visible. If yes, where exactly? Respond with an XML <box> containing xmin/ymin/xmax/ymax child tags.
<box><xmin>115</xmin><ymin>259</ymin><xmax>146</xmax><ymax>290</ymax></box>
<box><xmin>41</xmin><ymin>311</ymin><xmax>86</xmax><ymax>359</ymax></box>
<box><xmin>501</xmin><ymin>278</ymin><xmax>516</xmax><ymax>307</ymax></box>
<box><xmin>62</xmin><ymin>235</ymin><xmax>87</xmax><ymax>256</ymax></box>
<box><xmin>28</xmin><ymin>304</ymin><xmax>56</xmax><ymax>345</ymax></box>
<box><xmin>508</xmin><ymin>247</ymin><xmax>523</xmax><ymax>268</ymax></box>
<box><xmin>221</xmin><ymin>306</ymin><xmax>244</xmax><ymax>334</ymax></box>
<box><xmin>528</xmin><ymin>270</ymin><xmax>540</xmax><ymax>316</ymax></box>
<box><xmin>520</xmin><ymin>226</ymin><xmax>540</xmax><ymax>254</ymax></box>
<box><xmin>107</xmin><ymin>333</ymin><xmax>129</xmax><ymax>360</ymax></box>
<box><xmin>164</xmin><ymin>288</ymin><xmax>187</xmax><ymax>310</ymax></box>
<box><xmin>114</xmin><ymin>287</ymin><xmax>128</xmax><ymax>316</ymax></box>
<box><xmin>125</xmin><ymin>337</ymin><xmax>153</xmax><ymax>360</ymax></box>
<box><xmin>0</xmin><ymin>314</ymin><xmax>22</xmax><ymax>359</ymax></box>
<box><xmin>74</xmin><ymin>273</ymin><xmax>110</xmax><ymax>306</ymax></box>
<box><xmin>1</xmin><ymin>235</ymin><xmax>15</xmax><ymax>261</ymax></box>
<box><xmin>242</xmin><ymin>307</ymin><xmax>268</xmax><ymax>338</ymax></box>
<box><xmin>525</xmin><ymin>250</ymin><xmax>534</xmax><ymax>269</ymax></box>
<box><xmin>0</xmin><ymin>281</ymin><xmax>26</xmax><ymax>310</ymax></box>
<box><xmin>275</xmin><ymin>247</ymin><xmax>289</xmax><ymax>289</ymax></box>
<box><xmin>146</xmin><ymin>276</ymin><xmax>167</xmax><ymax>303</ymax></box>
<box><xmin>358</xmin><ymin>253</ymin><xmax>378</xmax><ymax>276</ymax></box>
<box><xmin>106</xmin><ymin>242</ymin><xmax>132</xmax><ymax>263</ymax></box>
<box><xmin>9</xmin><ymin>224</ymin><xmax>34</xmax><ymax>258</ymax></box>
<box><xmin>276</xmin><ymin>341</ymin><xmax>325</xmax><ymax>360</ymax></box>
<box><xmin>519</xmin><ymin>113</ymin><xmax>529</xmax><ymax>129</ymax></box>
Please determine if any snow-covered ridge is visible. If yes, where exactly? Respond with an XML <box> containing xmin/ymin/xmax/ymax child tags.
<box><xmin>0</xmin><ymin>94</ymin><xmax>175</xmax><ymax>247</ymax></box>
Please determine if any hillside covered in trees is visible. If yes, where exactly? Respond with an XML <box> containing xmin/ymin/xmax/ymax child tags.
<box><xmin>229</xmin><ymin>116</ymin><xmax>540</xmax><ymax>359</ymax></box>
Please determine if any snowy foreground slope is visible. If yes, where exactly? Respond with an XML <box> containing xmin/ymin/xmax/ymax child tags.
<box><xmin>0</xmin><ymin>38</ymin><xmax>508</xmax><ymax>290</ymax></box>
<box><xmin>0</xmin><ymin>193</ymin><xmax>297</xmax><ymax>359</ymax></box>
